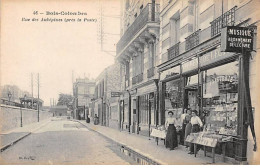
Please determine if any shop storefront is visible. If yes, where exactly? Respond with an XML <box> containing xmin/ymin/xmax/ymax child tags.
<box><xmin>159</xmin><ymin>65</ymin><xmax>183</xmax><ymax>127</ymax></box>
<box><xmin>158</xmin><ymin>44</ymin><xmax>253</xmax><ymax>162</ymax></box>
<box><xmin>128</xmin><ymin>82</ymin><xmax>158</xmax><ymax>136</ymax></box>
<box><xmin>137</xmin><ymin>91</ymin><xmax>157</xmax><ymax>136</ymax></box>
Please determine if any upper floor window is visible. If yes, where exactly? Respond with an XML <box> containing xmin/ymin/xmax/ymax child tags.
<box><xmin>169</xmin><ymin>12</ymin><xmax>180</xmax><ymax>46</ymax></box>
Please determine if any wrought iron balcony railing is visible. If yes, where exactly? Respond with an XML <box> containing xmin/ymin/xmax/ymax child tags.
<box><xmin>147</xmin><ymin>67</ymin><xmax>155</xmax><ymax>78</ymax></box>
<box><xmin>132</xmin><ymin>73</ymin><xmax>144</xmax><ymax>85</ymax></box>
<box><xmin>168</xmin><ymin>42</ymin><xmax>180</xmax><ymax>60</ymax></box>
<box><xmin>132</xmin><ymin>76</ymin><xmax>137</xmax><ymax>85</ymax></box>
<box><xmin>137</xmin><ymin>73</ymin><xmax>143</xmax><ymax>83</ymax></box>
<box><xmin>185</xmin><ymin>29</ymin><xmax>201</xmax><ymax>51</ymax></box>
<box><xmin>210</xmin><ymin>6</ymin><xmax>237</xmax><ymax>37</ymax></box>
<box><xmin>116</xmin><ymin>3</ymin><xmax>160</xmax><ymax>55</ymax></box>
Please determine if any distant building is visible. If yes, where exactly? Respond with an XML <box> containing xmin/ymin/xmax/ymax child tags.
<box><xmin>49</xmin><ymin>105</ymin><xmax>68</xmax><ymax>116</ymax></box>
<box><xmin>92</xmin><ymin>63</ymin><xmax>121</xmax><ymax>129</ymax></box>
<box><xmin>73</xmin><ymin>77</ymin><xmax>95</xmax><ymax>120</ymax></box>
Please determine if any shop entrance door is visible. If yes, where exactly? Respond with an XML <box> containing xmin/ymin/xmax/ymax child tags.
<box><xmin>132</xmin><ymin>99</ymin><xmax>137</xmax><ymax>133</ymax></box>
<box><xmin>184</xmin><ymin>86</ymin><xmax>199</xmax><ymax>111</ymax></box>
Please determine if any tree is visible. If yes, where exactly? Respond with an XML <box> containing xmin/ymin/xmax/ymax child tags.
<box><xmin>57</xmin><ymin>93</ymin><xmax>73</xmax><ymax>106</ymax></box>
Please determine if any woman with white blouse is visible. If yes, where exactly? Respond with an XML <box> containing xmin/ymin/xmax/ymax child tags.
<box><xmin>165</xmin><ymin>111</ymin><xmax>178</xmax><ymax>150</ymax></box>
<box><xmin>188</xmin><ymin>110</ymin><xmax>203</xmax><ymax>154</ymax></box>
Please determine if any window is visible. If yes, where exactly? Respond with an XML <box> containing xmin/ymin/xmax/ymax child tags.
<box><xmin>202</xmin><ymin>61</ymin><xmax>239</xmax><ymax>136</ymax></box>
<box><xmin>148</xmin><ymin>42</ymin><xmax>155</xmax><ymax>68</ymax></box>
<box><xmin>125</xmin><ymin>61</ymin><xmax>130</xmax><ymax>81</ymax></box>
<box><xmin>169</xmin><ymin>12</ymin><xmax>180</xmax><ymax>46</ymax></box>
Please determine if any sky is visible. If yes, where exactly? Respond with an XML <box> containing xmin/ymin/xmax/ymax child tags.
<box><xmin>1</xmin><ymin>0</ymin><xmax>120</xmax><ymax>106</ymax></box>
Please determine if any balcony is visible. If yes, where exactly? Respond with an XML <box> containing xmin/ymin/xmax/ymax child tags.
<box><xmin>185</xmin><ymin>29</ymin><xmax>201</xmax><ymax>51</ymax></box>
<box><xmin>116</xmin><ymin>3</ymin><xmax>160</xmax><ymax>55</ymax></box>
<box><xmin>147</xmin><ymin>67</ymin><xmax>155</xmax><ymax>78</ymax></box>
<box><xmin>137</xmin><ymin>73</ymin><xmax>143</xmax><ymax>83</ymax></box>
<box><xmin>132</xmin><ymin>73</ymin><xmax>144</xmax><ymax>85</ymax></box>
<box><xmin>210</xmin><ymin>6</ymin><xmax>237</xmax><ymax>37</ymax></box>
<box><xmin>168</xmin><ymin>42</ymin><xmax>180</xmax><ymax>60</ymax></box>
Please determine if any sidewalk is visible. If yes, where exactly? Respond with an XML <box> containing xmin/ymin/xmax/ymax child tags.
<box><xmin>0</xmin><ymin>118</ymin><xmax>53</xmax><ymax>152</ymax></box>
<box><xmin>77</xmin><ymin>120</ymin><xmax>231</xmax><ymax>165</ymax></box>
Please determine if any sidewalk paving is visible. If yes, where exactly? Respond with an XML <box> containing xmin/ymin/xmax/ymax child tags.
<box><xmin>0</xmin><ymin>118</ymin><xmax>53</xmax><ymax>152</ymax></box>
<box><xmin>77</xmin><ymin>120</ymin><xmax>231</xmax><ymax>165</ymax></box>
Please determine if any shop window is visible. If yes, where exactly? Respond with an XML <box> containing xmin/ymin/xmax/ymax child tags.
<box><xmin>202</xmin><ymin>61</ymin><xmax>239</xmax><ymax>136</ymax></box>
<box><xmin>164</xmin><ymin>79</ymin><xmax>183</xmax><ymax>126</ymax></box>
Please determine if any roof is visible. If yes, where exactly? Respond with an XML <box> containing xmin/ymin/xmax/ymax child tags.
<box><xmin>19</xmin><ymin>97</ymin><xmax>44</xmax><ymax>103</ymax></box>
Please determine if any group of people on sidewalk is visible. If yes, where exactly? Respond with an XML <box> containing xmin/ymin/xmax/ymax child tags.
<box><xmin>165</xmin><ymin>109</ymin><xmax>203</xmax><ymax>155</ymax></box>
<box><xmin>86</xmin><ymin>114</ymin><xmax>99</xmax><ymax>125</ymax></box>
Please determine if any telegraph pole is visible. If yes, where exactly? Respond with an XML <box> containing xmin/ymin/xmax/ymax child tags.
<box><xmin>37</xmin><ymin>73</ymin><xmax>40</xmax><ymax>122</ymax></box>
<box><xmin>31</xmin><ymin>73</ymin><xmax>34</xmax><ymax>109</ymax></box>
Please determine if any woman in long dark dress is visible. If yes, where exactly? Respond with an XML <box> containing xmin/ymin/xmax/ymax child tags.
<box><xmin>165</xmin><ymin>111</ymin><xmax>178</xmax><ymax>150</ymax></box>
<box><xmin>184</xmin><ymin>109</ymin><xmax>192</xmax><ymax>147</ymax></box>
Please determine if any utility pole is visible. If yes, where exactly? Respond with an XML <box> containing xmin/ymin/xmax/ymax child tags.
<box><xmin>37</xmin><ymin>73</ymin><xmax>40</xmax><ymax>122</ymax></box>
<box><xmin>31</xmin><ymin>73</ymin><xmax>34</xmax><ymax>109</ymax></box>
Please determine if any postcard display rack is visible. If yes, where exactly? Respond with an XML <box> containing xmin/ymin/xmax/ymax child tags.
<box><xmin>185</xmin><ymin>99</ymin><xmax>238</xmax><ymax>163</ymax></box>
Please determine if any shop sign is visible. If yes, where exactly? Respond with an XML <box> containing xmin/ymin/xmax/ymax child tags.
<box><xmin>160</xmin><ymin>65</ymin><xmax>180</xmax><ymax>80</ymax></box>
<box><xmin>200</xmin><ymin>47</ymin><xmax>234</xmax><ymax>67</ymax></box>
<box><xmin>111</xmin><ymin>91</ymin><xmax>122</xmax><ymax>97</ymax></box>
<box><xmin>182</xmin><ymin>58</ymin><xmax>198</xmax><ymax>73</ymax></box>
<box><xmin>221</xmin><ymin>26</ymin><xmax>254</xmax><ymax>53</ymax></box>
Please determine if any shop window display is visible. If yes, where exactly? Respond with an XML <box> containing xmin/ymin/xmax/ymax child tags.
<box><xmin>202</xmin><ymin>61</ymin><xmax>239</xmax><ymax>136</ymax></box>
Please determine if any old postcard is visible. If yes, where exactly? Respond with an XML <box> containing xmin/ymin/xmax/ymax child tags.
<box><xmin>0</xmin><ymin>0</ymin><xmax>260</xmax><ymax>165</ymax></box>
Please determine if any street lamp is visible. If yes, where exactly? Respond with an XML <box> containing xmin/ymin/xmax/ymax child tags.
<box><xmin>20</xmin><ymin>94</ymin><xmax>26</xmax><ymax>127</ymax></box>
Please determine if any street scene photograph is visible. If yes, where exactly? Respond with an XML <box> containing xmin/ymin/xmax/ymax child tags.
<box><xmin>0</xmin><ymin>0</ymin><xmax>260</xmax><ymax>165</ymax></box>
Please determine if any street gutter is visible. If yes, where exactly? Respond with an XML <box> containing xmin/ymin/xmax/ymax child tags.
<box><xmin>75</xmin><ymin>120</ymin><xmax>166</xmax><ymax>165</ymax></box>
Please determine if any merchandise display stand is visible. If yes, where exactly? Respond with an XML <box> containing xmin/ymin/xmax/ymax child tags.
<box><xmin>186</xmin><ymin>133</ymin><xmax>232</xmax><ymax>163</ymax></box>
<box><xmin>150</xmin><ymin>128</ymin><xmax>166</xmax><ymax>145</ymax></box>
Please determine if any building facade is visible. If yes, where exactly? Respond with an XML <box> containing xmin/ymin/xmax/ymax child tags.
<box><xmin>92</xmin><ymin>63</ymin><xmax>121</xmax><ymax>129</ymax></box>
<box><xmin>73</xmin><ymin>77</ymin><xmax>95</xmax><ymax>120</ymax></box>
<box><xmin>116</xmin><ymin>0</ymin><xmax>259</xmax><ymax>164</ymax></box>
<box><xmin>117</xmin><ymin>0</ymin><xmax>161</xmax><ymax>136</ymax></box>
<box><xmin>157</xmin><ymin>0</ymin><xmax>259</xmax><ymax>164</ymax></box>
